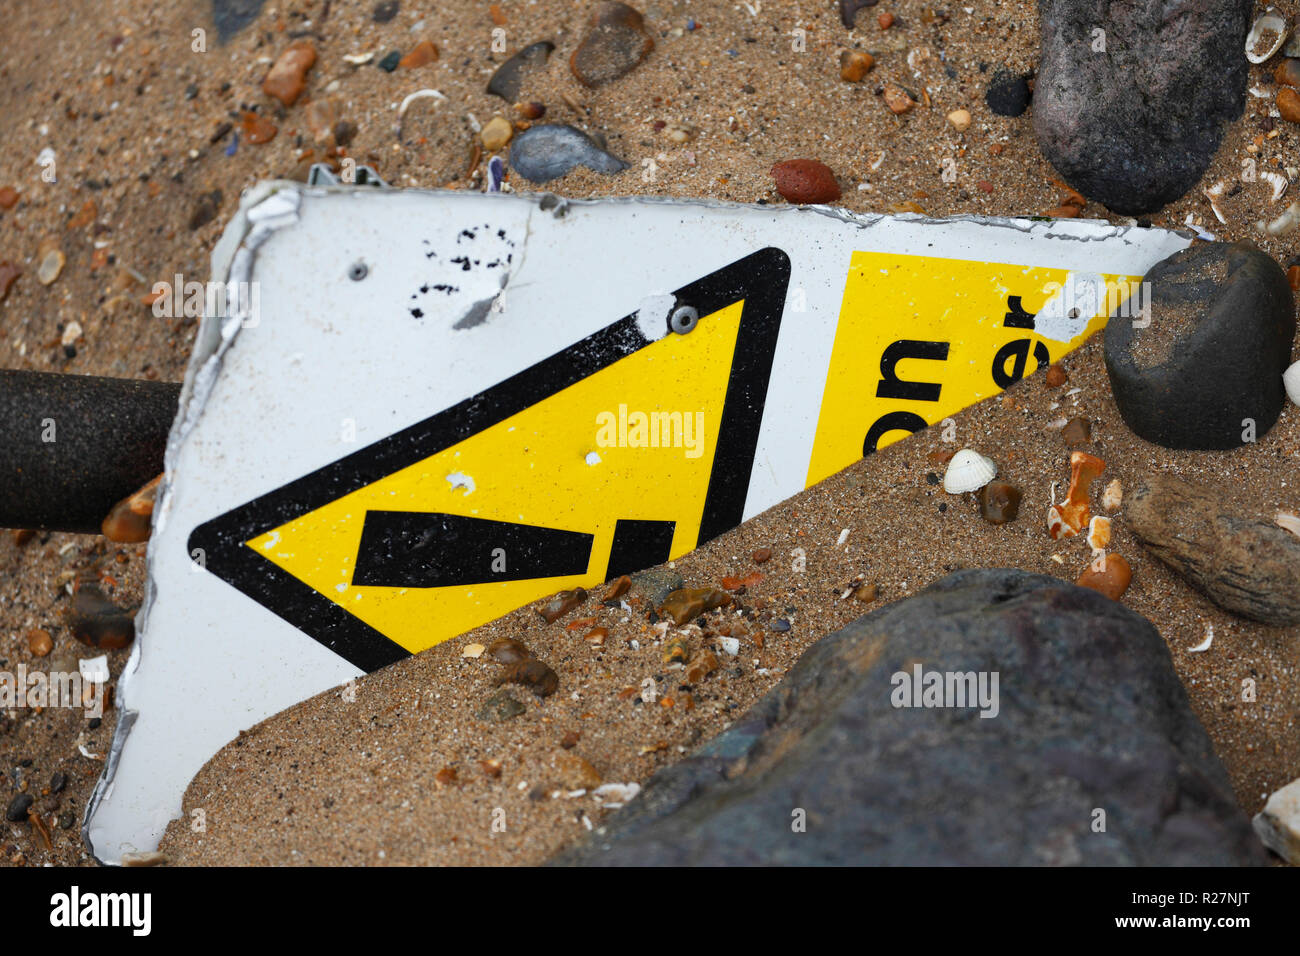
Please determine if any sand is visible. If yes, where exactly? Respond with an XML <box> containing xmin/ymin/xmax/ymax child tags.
<box><xmin>1</xmin><ymin>0</ymin><xmax>1297</xmax><ymax>866</ymax></box>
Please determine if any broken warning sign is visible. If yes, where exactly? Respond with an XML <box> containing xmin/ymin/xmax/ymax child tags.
<box><xmin>85</xmin><ymin>186</ymin><xmax>1192</xmax><ymax>864</ymax></box>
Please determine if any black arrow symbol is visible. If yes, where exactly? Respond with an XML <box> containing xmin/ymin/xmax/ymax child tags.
<box><xmin>352</xmin><ymin>511</ymin><xmax>594</xmax><ymax>587</ymax></box>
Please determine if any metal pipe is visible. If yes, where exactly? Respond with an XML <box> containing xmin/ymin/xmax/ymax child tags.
<box><xmin>0</xmin><ymin>370</ymin><xmax>180</xmax><ymax>534</ymax></box>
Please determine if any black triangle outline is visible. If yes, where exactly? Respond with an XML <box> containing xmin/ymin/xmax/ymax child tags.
<box><xmin>188</xmin><ymin>246</ymin><xmax>791</xmax><ymax>671</ymax></box>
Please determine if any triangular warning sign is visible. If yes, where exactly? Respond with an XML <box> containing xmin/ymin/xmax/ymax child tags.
<box><xmin>189</xmin><ymin>248</ymin><xmax>790</xmax><ymax>671</ymax></box>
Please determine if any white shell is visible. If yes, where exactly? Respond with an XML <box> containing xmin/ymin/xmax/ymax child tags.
<box><xmin>1261</xmin><ymin>170</ymin><xmax>1289</xmax><ymax>203</ymax></box>
<box><xmin>1284</xmin><ymin>360</ymin><xmax>1300</xmax><ymax>408</ymax></box>
<box><xmin>1246</xmin><ymin>9</ymin><xmax>1290</xmax><ymax>64</ymax></box>
<box><xmin>1276</xmin><ymin>511</ymin><xmax>1300</xmax><ymax>538</ymax></box>
<box><xmin>942</xmin><ymin>448</ymin><xmax>996</xmax><ymax>494</ymax></box>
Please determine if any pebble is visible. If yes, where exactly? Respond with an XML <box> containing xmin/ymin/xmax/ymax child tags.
<box><xmin>752</xmin><ymin>547</ymin><xmax>772</xmax><ymax>564</ymax></box>
<box><xmin>1279</xmin><ymin>88</ymin><xmax>1300</xmax><ymax>124</ymax></box>
<box><xmin>378</xmin><ymin>51</ymin><xmax>402</xmax><ymax>72</ymax></box>
<box><xmin>4</xmin><ymin>793</ymin><xmax>34</xmax><ymax>824</ymax></box>
<box><xmin>1045</xmin><ymin>363</ymin><xmax>1068</xmax><ymax>387</ymax></box>
<box><xmin>605</xmin><ymin>574</ymin><xmax>631</xmax><ymax>599</ymax></box>
<box><xmin>488</xmin><ymin>637</ymin><xmax>531</xmax><ymax>663</ymax></box>
<box><xmin>570</xmin><ymin>2</ymin><xmax>654</xmax><ymax>87</ymax></box>
<box><xmin>462</xmin><ymin>643</ymin><xmax>485</xmax><ymax>658</ymax></box>
<box><xmin>947</xmin><ymin>108</ymin><xmax>972</xmax><ymax>131</ymax></box>
<box><xmin>770</xmin><ymin>159</ymin><xmax>841</xmax><ymax>204</ymax></box>
<box><xmin>27</xmin><ymin>629</ymin><xmax>53</xmax><ymax>657</ymax></box>
<box><xmin>770</xmin><ymin>618</ymin><xmax>791</xmax><ymax>633</ymax></box>
<box><xmin>1276</xmin><ymin>59</ymin><xmax>1300</xmax><ymax>88</ymax></box>
<box><xmin>400</xmin><ymin>39</ymin><xmax>438</xmax><ymax>69</ymax></box>
<box><xmin>476</xmin><ymin>688</ymin><xmax>525</xmax><ymax>722</ymax></box>
<box><xmin>188</xmin><ymin>190</ymin><xmax>222</xmax><ymax>231</ymax></box>
<box><xmin>984</xmin><ymin>70</ymin><xmax>1030</xmax><ymax>117</ymax></box>
<box><xmin>854</xmin><ymin>582</ymin><xmax>879</xmax><ymax>603</ymax></box>
<box><xmin>1253</xmin><ymin>776</ymin><xmax>1300</xmax><ymax>864</ymax></box>
<box><xmin>102</xmin><ymin>475</ymin><xmax>159</xmax><ymax>543</ymax></box>
<box><xmin>659</xmin><ymin>587</ymin><xmax>730</xmax><ymax>625</ymax></box>
<box><xmin>67</xmin><ymin>580</ymin><xmax>135</xmax><ymax>649</ymax></box>
<box><xmin>839</xmin><ymin>50</ymin><xmax>874</xmax><ymax>83</ymax></box>
<box><xmin>1075</xmin><ymin>554</ymin><xmax>1132</xmax><ymax>601</ymax></box>
<box><xmin>487</xmin><ymin>41</ymin><xmax>555</xmax><ymax>102</ymax></box>
<box><xmin>1129</xmin><ymin>473</ymin><xmax>1300</xmax><ymax>625</ymax></box>
<box><xmin>501</xmin><ymin>658</ymin><xmax>559</xmax><ymax>697</ymax></box>
<box><xmin>481</xmin><ymin>115</ymin><xmax>514</xmax><ymax>151</ymax></box>
<box><xmin>50</xmin><ymin>772</ymin><xmax>67</xmax><ymax>794</ymax></box>
<box><xmin>372</xmin><ymin>0</ymin><xmax>399</xmax><ymax>22</ymax></box>
<box><xmin>305</xmin><ymin>98</ymin><xmax>341</xmax><ymax>144</ymax></box>
<box><xmin>0</xmin><ymin>261</ymin><xmax>22</xmax><ymax>301</ymax></box>
<box><xmin>241</xmin><ymin>111</ymin><xmax>277</xmax><ymax>145</ymax></box>
<box><xmin>663</xmin><ymin>635</ymin><xmax>690</xmax><ymax>664</ymax></box>
<box><xmin>35</xmin><ymin>239</ymin><xmax>64</xmax><ymax>286</ymax></box>
<box><xmin>1060</xmin><ymin>416</ymin><xmax>1091</xmax><ymax>447</ymax></box>
<box><xmin>515</xmin><ymin>101</ymin><xmax>546</xmax><ymax>120</ymax></box>
<box><xmin>509</xmin><ymin>124</ymin><xmax>629</xmax><ymax>183</ymax></box>
<box><xmin>0</xmin><ymin>186</ymin><xmax>18</xmax><ymax>209</ymax></box>
<box><xmin>684</xmin><ymin>649</ymin><xmax>719</xmax><ymax>684</ymax></box>
<box><xmin>538</xmin><ymin>587</ymin><xmax>587</xmax><ymax>623</ymax></box>
<box><xmin>554</xmin><ymin>751</ymin><xmax>602</xmax><ymax>790</ymax></box>
<box><xmin>882</xmin><ymin>84</ymin><xmax>915</xmax><ymax>114</ymax></box>
<box><xmin>1103</xmin><ymin>243</ymin><xmax>1294</xmax><ymax>449</ymax></box>
<box><xmin>262</xmin><ymin>40</ymin><xmax>317</xmax><ymax>107</ymax></box>
<box><xmin>877</xmin><ymin>11</ymin><xmax>894</xmax><ymax>29</ymax></box>
<box><xmin>977</xmin><ymin>481</ymin><xmax>1022</xmax><ymax>525</ymax></box>
<box><xmin>838</xmin><ymin>0</ymin><xmax>880</xmax><ymax>28</ymax></box>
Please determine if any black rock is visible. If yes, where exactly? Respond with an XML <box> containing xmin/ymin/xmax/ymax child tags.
<box><xmin>377</xmin><ymin>50</ymin><xmax>401</xmax><ymax>73</ymax></box>
<box><xmin>372</xmin><ymin>0</ymin><xmax>399</xmax><ymax>23</ymax></box>
<box><xmin>552</xmin><ymin>569</ymin><xmax>1265</xmax><ymax>866</ymax></box>
<box><xmin>188</xmin><ymin>190</ymin><xmax>223</xmax><ymax>231</ymax></box>
<box><xmin>5</xmin><ymin>792</ymin><xmax>33</xmax><ymax>823</ymax></box>
<box><xmin>1104</xmin><ymin>242</ymin><xmax>1295</xmax><ymax>450</ymax></box>
<box><xmin>1034</xmin><ymin>0</ymin><xmax>1252</xmax><ymax>214</ymax></box>
<box><xmin>486</xmin><ymin>41</ymin><xmax>555</xmax><ymax>103</ymax></box>
<box><xmin>984</xmin><ymin>70</ymin><xmax>1031</xmax><ymax>117</ymax></box>
<box><xmin>838</xmin><ymin>0</ymin><xmax>879</xmax><ymax>29</ymax></box>
<box><xmin>49</xmin><ymin>771</ymin><xmax>67</xmax><ymax>794</ymax></box>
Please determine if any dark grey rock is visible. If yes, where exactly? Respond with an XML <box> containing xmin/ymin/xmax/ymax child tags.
<box><xmin>838</xmin><ymin>0</ymin><xmax>880</xmax><ymax>29</ymax></box>
<box><xmin>212</xmin><ymin>0</ymin><xmax>264</xmax><ymax>44</ymax></box>
<box><xmin>487</xmin><ymin>41</ymin><xmax>555</xmax><ymax>103</ymax></box>
<box><xmin>372</xmin><ymin>1</ymin><xmax>399</xmax><ymax>23</ymax></box>
<box><xmin>5</xmin><ymin>793</ymin><xmax>33</xmax><ymax>823</ymax></box>
<box><xmin>509</xmin><ymin>125</ymin><xmax>629</xmax><ymax>184</ymax></box>
<box><xmin>553</xmin><ymin>569</ymin><xmax>1264</xmax><ymax>866</ymax></box>
<box><xmin>1103</xmin><ymin>242</ymin><xmax>1295</xmax><ymax>450</ymax></box>
<box><xmin>984</xmin><ymin>70</ymin><xmax>1031</xmax><ymax>117</ymax></box>
<box><xmin>1128</xmin><ymin>473</ymin><xmax>1300</xmax><ymax>626</ymax></box>
<box><xmin>1034</xmin><ymin>0</ymin><xmax>1252</xmax><ymax>214</ymax></box>
<box><xmin>476</xmin><ymin>689</ymin><xmax>525</xmax><ymax>722</ymax></box>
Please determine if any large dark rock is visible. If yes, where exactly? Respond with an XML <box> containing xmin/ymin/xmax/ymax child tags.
<box><xmin>1034</xmin><ymin>0</ymin><xmax>1252</xmax><ymax>214</ymax></box>
<box><xmin>553</xmin><ymin>569</ymin><xmax>1264</xmax><ymax>866</ymax></box>
<box><xmin>1104</xmin><ymin>242</ymin><xmax>1295</xmax><ymax>450</ymax></box>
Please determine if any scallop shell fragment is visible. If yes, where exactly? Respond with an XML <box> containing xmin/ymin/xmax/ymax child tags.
<box><xmin>1261</xmin><ymin>169</ymin><xmax>1289</xmax><ymax>203</ymax></box>
<box><xmin>942</xmin><ymin>448</ymin><xmax>996</xmax><ymax>494</ymax></box>
<box><xmin>1247</xmin><ymin>9</ymin><xmax>1290</xmax><ymax>65</ymax></box>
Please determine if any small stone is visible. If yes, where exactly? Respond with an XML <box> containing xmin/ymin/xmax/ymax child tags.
<box><xmin>481</xmin><ymin>115</ymin><xmax>514</xmax><ymax>151</ymax></box>
<box><xmin>584</xmin><ymin>627</ymin><xmax>608</xmax><ymax>646</ymax></box>
<box><xmin>515</xmin><ymin>100</ymin><xmax>546</xmax><ymax>120</ymax></box>
<box><xmin>946</xmin><ymin>108</ymin><xmax>972</xmax><ymax>131</ymax></box>
<box><xmin>399</xmin><ymin>39</ymin><xmax>439</xmax><ymax>69</ymax></box>
<box><xmin>878</xmin><ymin>11</ymin><xmax>894</xmax><ymax>29</ymax></box>
<box><xmin>462</xmin><ymin>642</ymin><xmax>486</xmax><ymax>658</ymax></box>
<box><xmin>378</xmin><ymin>51</ymin><xmax>402</xmax><ymax>72</ymax></box>
<box><xmin>854</xmin><ymin>582</ymin><xmax>879</xmax><ymax>603</ymax></box>
<box><xmin>304</xmin><ymin>98</ymin><xmax>341</xmax><ymax>144</ymax></box>
<box><xmin>488</xmin><ymin>637</ymin><xmax>531</xmax><ymax>663</ymax></box>
<box><xmin>539</xmin><ymin>587</ymin><xmax>587</xmax><ymax>623</ymax></box>
<box><xmin>984</xmin><ymin>70</ymin><xmax>1030</xmax><ymax>117</ymax></box>
<box><xmin>27</xmin><ymin>629</ymin><xmax>52</xmax><ymax>657</ymax></box>
<box><xmin>188</xmin><ymin>190</ymin><xmax>222</xmax><ymax>231</ymax></box>
<box><xmin>5</xmin><ymin>793</ymin><xmax>33</xmax><ymax>823</ymax></box>
<box><xmin>262</xmin><ymin>40</ymin><xmax>317</xmax><ymax>107</ymax></box>
<box><xmin>476</xmin><ymin>688</ymin><xmax>526</xmax><ymax>722</ymax></box>
<box><xmin>435</xmin><ymin>766</ymin><xmax>458</xmax><ymax>787</ymax></box>
<box><xmin>659</xmin><ymin>587</ymin><xmax>730</xmax><ymax>626</ymax></box>
<box><xmin>67</xmin><ymin>199</ymin><xmax>96</xmax><ymax>229</ymax></box>
<box><xmin>0</xmin><ymin>186</ymin><xmax>19</xmax><ymax>209</ymax></box>
<box><xmin>1253</xmin><ymin>776</ymin><xmax>1300</xmax><ymax>864</ymax></box>
<box><xmin>1103</xmin><ymin>243</ymin><xmax>1295</xmax><ymax>449</ymax></box>
<box><xmin>1279</xmin><ymin>88</ymin><xmax>1300</xmax><ymax>124</ymax></box>
<box><xmin>480</xmin><ymin>758</ymin><xmax>503</xmax><ymax>777</ymax></box>
<box><xmin>50</xmin><ymin>772</ymin><xmax>68</xmax><ymax>794</ymax></box>
<box><xmin>102</xmin><ymin>474</ymin><xmax>159</xmax><ymax>543</ymax></box>
<box><xmin>554</xmin><ymin>751</ymin><xmax>602</xmax><ymax>790</ymax></box>
<box><xmin>838</xmin><ymin>0</ymin><xmax>881</xmax><ymax>28</ymax></box>
<box><xmin>241</xmin><ymin>111</ymin><xmax>278</xmax><ymax>145</ymax></box>
<box><xmin>663</xmin><ymin>635</ymin><xmax>690</xmax><ymax>664</ymax></box>
<box><xmin>839</xmin><ymin>50</ymin><xmax>874</xmax><ymax>82</ymax></box>
<box><xmin>509</xmin><ymin>124</ymin><xmax>629</xmax><ymax>183</ymax></box>
<box><xmin>0</xmin><ymin>261</ymin><xmax>20</xmax><ymax>301</ymax></box>
<box><xmin>487</xmin><ymin>42</ymin><xmax>555</xmax><ymax>101</ymax></box>
<box><xmin>570</xmin><ymin>2</ymin><xmax>654</xmax><ymax>87</ymax></box>
<box><xmin>36</xmin><ymin>239</ymin><xmax>64</xmax><ymax>286</ymax></box>
<box><xmin>501</xmin><ymin>658</ymin><xmax>559</xmax><ymax>697</ymax></box>
<box><xmin>1128</xmin><ymin>473</ymin><xmax>1300</xmax><ymax>625</ymax></box>
<box><xmin>372</xmin><ymin>0</ymin><xmax>399</xmax><ymax>22</ymax></box>
<box><xmin>684</xmin><ymin>649</ymin><xmax>719</xmax><ymax>684</ymax></box>
<box><xmin>752</xmin><ymin>547</ymin><xmax>773</xmax><ymax>564</ymax></box>
<box><xmin>977</xmin><ymin>481</ymin><xmax>1022</xmax><ymax>525</ymax></box>
<box><xmin>1075</xmin><ymin>554</ymin><xmax>1132</xmax><ymax>601</ymax></box>
<box><xmin>1275</xmin><ymin>59</ymin><xmax>1300</xmax><ymax>89</ymax></box>
<box><xmin>606</xmin><ymin>574</ymin><xmax>631</xmax><ymax>599</ymax></box>
<box><xmin>882</xmin><ymin>83</ymin><xmax>915</xmax><ymax>114</ymax></box>
<box><xmin>771</xmin><ymin>159</ymin><xmax>841</xmax><ymax>204</ymax></box>
<box><xmin>67</xmin><ymin>580</ymin><xmax>135</xmax><ymax>649</ymax></box>
<box><xmin>1045</xmin><ymin>363</ymin><xmax>1068</xmax><ymax>387</ymax></box>
<box><xmin>770</xmin><ymin>618</ymin><xmax>791</xmax><ymax>633</ymax></box>
<box><xmin>631</xmin><ymin>568</ymin><xmax>686</xmax><ymax>607</ymax></box>
<box><xmin>58</xmin><ymin>812</ymin><xmax>76</xmax><ymax>830</ymax></box>
<box><xmin>1060</xmin><ymin>416</ymin><xmax>1092</xmax><ymax>446</ymax></box>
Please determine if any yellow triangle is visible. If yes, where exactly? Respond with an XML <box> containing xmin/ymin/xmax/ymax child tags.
<box><xmin>246</xmin><ymin>301</ymin><xmax>744</xmax><ymax>653</ymax></box>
